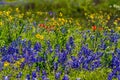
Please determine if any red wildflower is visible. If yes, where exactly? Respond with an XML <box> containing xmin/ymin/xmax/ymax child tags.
<box><xmin>92</xmin><ymin>25</ymin><xmax>97</xmax><ymax>31</ymax></box>
<box><xmin>38</xmin><ymin>24</ymin><xmax>45</xmax><ymax>27</ymax></box>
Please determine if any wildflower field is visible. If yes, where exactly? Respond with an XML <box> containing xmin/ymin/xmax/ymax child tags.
<box><xmin>0</xmin><ymin>0</ymin><xmax>120</xmax><ymax>80</ymax></box>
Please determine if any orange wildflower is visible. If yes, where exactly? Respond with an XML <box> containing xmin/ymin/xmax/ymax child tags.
<box><xmin>92</xmin><ymin>25</ymin><xmax>97</xmax><ymax>31</ymax></box>
<box><xmin>98</xmin><ymin>27</ymin><xmax>103</xmax><ymax>31</ymax></box>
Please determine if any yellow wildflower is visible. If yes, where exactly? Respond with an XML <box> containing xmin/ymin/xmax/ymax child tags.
<box><xmin>116</xmin><ymin>27</ymin><xmax>120</xmax><ymax>31</ymax></box>
<box><xmin>20</xmin><ymin>58</ymin><xmax>25</xmax><ymax>62</ymax></box>
<box><xmin>36</xmin><ymin>11</ymin><xmax>43</xmax><ymax>15</ymax></box>
<box><xmin>0</xmin><ymin>11</ymin><xmax>2</xmax><ymax>16</ymax></box>
<box><xmin>35</xmin><ymin>34</ymin><xmax>44</xmax><ymax>40</ymax></box>
<box><xmin>9</xmin><ymin>16</ymin><xmax>13</xmax><ymax>21</ymax></box>
<box><xmin>0</xmin><ymin>21</ymin><xmax>3</xmax><ymax>26</ymax></box>
<box><xmin>113</xmin><ymin>20</ymin><xmax>118</xmax><ymax>25</ymax></box>
<box><xmin>4</xmin><ymin>61</ymin><xmax>10</xmax><ymax>67</ymax></box>
<box><xmin>14</xmin><ymin>61</ymin><xmax>21</xmax><ymax>67</ymax></box>
<box><xmin>26</xmin><ymin>11</ymin><xmax>31</xmax><ymax>16</ymax></box>
<box><xmin>107</xmin><ymin>15</ymin><xmax>110</xmax><ymax>20</ymax></box>
<box><xmin>51</xmin><ymin>18</ymin><xmax>55</xmax><ymax>21</ymax></box>
<box><xmin>90</xmin><ymin>14</ymin><xmax>94</xmax><ymax>19</ymax></box>
<box><xmin>18</xmin><ymin>13</ymin><xmax>24</xmax><ymax>19</ymax></box>
<box><xmin>58</xmin><ymin>18</ymin><xmax>61</xmax><ymax>21</ymax></box>
<box><xmin>6</xmin><ymin>11</ymin><xmax>10</xmax><ymax>16</ymax></box>
<box><xmin>16</xmin><ymin>8</ymin><xmax>20</xmax><ymax>13</ymax></box>
<box><xmin>59</xmin><ymin>12</ymin><xmax>63</xmax><ymax>17</ymax></box>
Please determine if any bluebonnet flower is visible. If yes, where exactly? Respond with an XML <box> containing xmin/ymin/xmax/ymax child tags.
<box><xmin>78</xmin><ymin>55</ymin><xmax>84</xmax><ymax>64</ymax></box>
<box><xmin>3</xmin><ymin>76</ymin><xmax>9</xmax><ymax>80</ymax></box>
<box><xmin>83</xmin><ymin>33</ymin><xmax>87</xmax><ymax>40</ymax></box>
<box><xmin>76</xmin><ymin>78</ymin><xmax>81</xmax><ymax>80</ymax></box>
<box><xmin>94</xmin><ymin>52</ymin><xmax>103</xmax><ymax>59</ymax></box>
<box><xmin>48</xmin><ymin>11</ymin><xmax>53</xmax><ymax>16</ymax></box>
<box><xmin>20</xmin><ymin>62</ymin><xmax>25</xmax><ymax>68</ymax></box>
<box><xmin>42</xmin><ymin>75</ymin><xmax>49</xmax><ymax>80</ymax></box>
<box><xmin>71</xmin><ymin>60</ymin><xmax>80</xmax><ymax>68</ymax></box>
<box><xmin>58</xmin><ymin>52</ymin><xmax>67</xmax><ymax>64</ymax></box>
<box><xmin>55</xmin><ymin>72</ymin><xmax>61</xmax><ymax>79</ymax></box>
<box><xmin>55</xmin><ymin>44</ymin><xmax>60</xmax><ymax>54</ymax></box>
<box><xmin>91</xmin><ymin>60</ymin><xmax>101</xmax><ymax>70</ymax></box>
<box><xmin>117</xmin><ymin>74</ymin><xmax>120</xmax><ymax>80</ymax></box>
<box><xmin>16</xmin><ymin>72</ymin><xmax>22</xmax><ymax>78</ymax></box>
<box><xmin>33</xmin><ymin>21</ymin><xmax>37</xmax><ymax>27</ymax></box>
<box><xmin>46</xmin><ymin>40</ymin><xmax>53</xmax><ymax>53</ymax></box>
<box><xmin>82</xmin><ymin>62</ymin><xmax>89</xmax><ymax>70</ymax></box>
<box><xmin>36</xmin><ymin>66</ymin><xmax>40</xmax><ymax>72</ymax></box>
<box><xmin>111</xmin><ymin>56</ymin><xmax>119</xmax><ymax>68</ymax></box>
<box><xmin>116</xmin><ymin>49</ymin><xmax>120</xmax><ymax>58</ymax></box>
<box><xmin>100</xmin><ymin>42</ymin><xmax>107</xmax><ymax>50</ymax></box>
<box><xmin>7</xmin><ymin>46</ymin><xmax>16</xmax><ymax>54</ymax></box>
<box><xmin>66</xmin><ymin>42</ymin><xmax>71</xmax><ymax>52</ymax></box>
<box><xmin>61</xmin><ymin>27</ymin><xmax>67</xmax><ymax>34</ymax></box>
<box><xmin>108</xmin><ymin>73</ymin><xmax>114</xmax><ymax>80</ymax></box>
<box><xmin>62</xmin><ymin>74</ymin><xmax>69</xmax><ymax>80</ymax></box>
<box><xmin>26</xmin><ymin>74</ymin><xmax>30</xmax><ymax>80</ymax></box>
<box><xmin>42</xmin><ymin>70</ymin><xmax>47</xmax><ymax>76</ymax></box>
<box><xmin>71</xmin><ymin>56</ymin><xmax>76</xmax><ymax>61</ymax></box>
<box><xmin>21</xmin><ymin>39</ymin><xmax>27</xmax><ymax>48</ymax></box>
<box><xmin>32</xmin><ymin>71</ymin><xmax>37</xmax><ymax>78</ymax></box>
<box><xmin>90</xmin><ymin>35</ymin><xmax>95</xmax><ymax>40</ymax></box>
<box><xmin>69</xmin><ymin>37</ymin><xmax>75</xmax><ymax>47</ymax></box>
<box><xmin>110</xmin><ymin>29</ymin><xmax>115</xmax><ymax>33</ymax></box>
<box><xmin>29</xmin><ymin>55</ymin><xmax>37</xmax><ymax>63</ymax></box>
<box><xmin>0</xmin><ymin>61</ymin><xmax>3</xmax><ymax>71</ymax></box>
<box><xmin>53</xmin><ymin>62</ymin><xmax>58</xmax><ymax>71</ymax></box>
<box><xmin>0</xmin><ymin>1</ymin><xmax>6</xmax><ymax>5</ymax></box>
<box><xmin>34</xmin><ymin>42</ymin><xmax>41</xmax><ymax>52</ymax></box>
<box><xmin>0</xmin><ymin>46</ymin><xmax>7</xmax><ymax>56</ymax></box>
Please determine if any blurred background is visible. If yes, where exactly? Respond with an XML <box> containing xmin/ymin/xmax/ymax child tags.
<box><xmin>0</xmin><ymin>0</ymin><xmax>120</xmax><ymax>18</ymax></box>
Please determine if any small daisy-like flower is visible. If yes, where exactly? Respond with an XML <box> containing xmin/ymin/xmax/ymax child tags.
<box><xmin>4</xmin><ymin>61</ymin><xmax>10</xmax><ymax>67</ymax></box>
<box><xmin>35</xmin><ymin>34</ymin><xmax>44</xmax><ymax>40</ymax></box>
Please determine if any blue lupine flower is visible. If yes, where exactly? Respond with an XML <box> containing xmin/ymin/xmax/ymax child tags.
<box><xmin>55</xmin><ymin>44</ymin><xmax>60</xmax><ymax>54</ymax></box>
<box><xmin>108</xmin><ymin>73</ymin><xmax>113</xmax><ymax>80</ymax></box>
<box><xmin>32</xmin><ymin>71</ymin><xmax>37</xmax><ymax>78</ymax></box>
<box><xmin>26</xmin><ymin>74</ymin><xmax>30</xmax><ymax>80</ymax></box>
<box><xmin>53</xmin><ymin>62</ymin><xmax>58</xmax><ymax>71</ymax></box>
<box><xmin>83</xmin><ymin>33</ymin><xmax>87</xmax><ymax>40</ymax></box>
<box><xmin>78</xmin><ymin>55</ymin><xmax>84</xmax><ymax>64</ymax></box>
<box><xmin>100</xmin><ymin>42</ymin><xmax>107</xmax><ymax>50</ymax></box>
<box><xmin>69</xmin><ymin>37</ymin><xmax>74</xmax><ymax>47</ymax></box>
<box><xmin>7</xmin><ymin>46</ymin><xmax>16</xmax><ymax>54</ymax></box>
<box><xmin>42</xmin><ymin>70</ymin><xmax>47</xmax><ymax>76</ymax></box>
<box><xmin>58</xmin><ymin>52</ymin><xmax>67</xmax><ymax>64</ymax></box>
<box><xmin>110</xmin><ymin>29</ymin><xmax>114</xmax><ymax>33</ymax></box>
<box><xmin>71</xmin><ymin>60</ymin><xmax>80</xmax><ymax>68</ymax></box>
<box><xmin>48</xmin><ymin>11</ymin><xmax>53</xmax><ymax>16</ymax></box>
<box><xmin>55</xmin><ymin>72</ymin><xmax>61</xmax><ymax>79</ymax></box>
<box><xmin>16</xmin><ymin>72</ymin><xmax>22</xmax><ymax>78</ymax></box>
<box><xmin>62</xmin><ymin>74</ymin><xmax>69</xmax><ymax>80</ymax></box>
<box><xmin>61</xmin><ymin>27</ymin><xmax>67</xmax><ymax>34</ymax></box>
<box><xmin>34</xmin><ymin>42</ymin><xmax>41</xmax><ymax>52</ymax></box>
<box><xmin>36</xmin><ymin>66</ymin><xmax>40</xmax><ymax>72</ymax></box>
<box><xmin>42</xmin><ymin>75</ymin><xmax>48</xmax><ymax>80</ymax></box>
<box><xmin>76</xmin><ymin>78</ymin><xmax>81</xmax><ymax>80</ymax></box>
<box><xmin>117</xmin><ymin>74</ymin><xmax>120</xmax><ymax>80</ymax></box>
<box><xmin>4</xmin><ymin>76</ymin><xmax>9</xmax><ymax>80</ymax></box>
<box><xmin>82</xmin><ymin>62</ymin><xmax>89</xmax><ymax>70</ymax></box>
<box><xmin>66</xmin><ymin>42</ymin><xmax>71</xmax><ymax>52</ymax></box>
<box><xmin>90</xmin><ymin>35</ymin><xmax>95</xmax><ymax>40</ymax></box>
<box><xmin>46</xmin><ymin>41</ymin><xmax>53</xmax><ymax>53</ymax></box>
<box><xmin>20</xmin><ymin>62</ymin><xmax>25</xmax><ymax>68</ymax></box>
<box><xmin>33</xmin><ymin>21</ymin><xmax>37</xmax><ymax>27</ymax></box>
